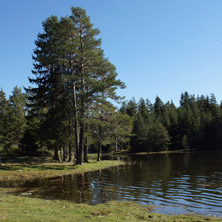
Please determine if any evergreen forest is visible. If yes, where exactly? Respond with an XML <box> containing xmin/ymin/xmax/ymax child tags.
<box><xmin>1</xmin><ymin>7</ymin><xmax>222</xmax><ymax>164</ymax></box>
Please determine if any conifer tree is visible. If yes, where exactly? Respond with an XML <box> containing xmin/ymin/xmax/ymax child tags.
<box><xmin>0</xmin><ymin>89</ymin><xmax>9</xmax><ymax>151</ymax></box>
<box><xmin>8</xmin><ymin>86</ymin><xmax>27</xmax><ymax>151</ymax></box>
<box><xmin>27</xmin><ymin>7</ymin><xmax>125</xmax><ymax>164</ymax></box>
<box><xmin>146</xmin><ymin>120</ymin><xmax>170</xmax><ymax>152</ymax></box>
<box><xmin>0</xmin><ymin>87</ymin><xmax>26</xmax><ymax>153</ymax></box>
<box><xmin>154</xmin><ymin>96</ymin><xmax>164</xmax><ymax>119</ymax></box>
<box><xmin>64</xmin><ymin>7</ymin><xmax>124</xmax><ymax>164</ymax></box>
<box><xmin>110</xmin><ymin>111</ymin><xmax>133</xmax><ymax>151</ymax></box>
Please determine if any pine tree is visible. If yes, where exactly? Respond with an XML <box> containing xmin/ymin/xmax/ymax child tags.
<box><xmin>26</xmin><ymin>15</ymin><xmax>72</xmax><ymax>160</ymax></box>
<box><xmin>0</xmin><ymin>89</ymin><xmax>10</xmax><ymax>152</ymax></box>
<box><xmin>90</xmin><ymin>102</ymin><xmax>114</xmax><ymax>161</ymax></box>
<box><xmin>65</xmin><ymin>7</ymin><xmax>124</xmax><ymax>164</ymax></box>
<box><xmin>146</xmin><ymin>120</ymin><xmax>170</xmax><ymax>152</ymax></box>
<box><xmin>110</xmin><ymin>111</ymin><xmax>133</xmax><ymax>151</ymax></box>
<box><xmin>131</xmin><ymin>113</ymin><xmax>148</xmax><ymax>152</ymax></box>
<box><xmin>27</xmin><ymin>7</ymin><xmax>124</xmax><ymax>164</ymax></box>
<box><xmin>9</xmin><ymin>86</ymin><xmax>27</xmax><ymax>149</ymax></box>
<box><xmin>125</xmin><ymin>98</ymin><xmax>137</xmax><ymax>117</ymax></box>
<box><xmin>168</xmin><ymin>101</ymin><xmax>180</xmax><ymax>149</ymax></box>
<box><xmin>138</xmin><ymin>98</ymin><xmax>149</xmax><ymax>120</ymax></box>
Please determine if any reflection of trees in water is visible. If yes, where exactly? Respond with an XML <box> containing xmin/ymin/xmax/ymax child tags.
<box><xmin>112</xmin><ymin>153</ymin><xmax>222</xmax><ymax>202</ymax></box>
<box><xmin>2</xmin><ymin>173</ymin><xmax>94</xmax><ymax>203</ymax></box>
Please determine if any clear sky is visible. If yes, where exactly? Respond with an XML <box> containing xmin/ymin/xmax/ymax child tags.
<box><xmin>1</xmin><ymin>0</ymin><xmax>222</xmax><ymax>106</ymax></box>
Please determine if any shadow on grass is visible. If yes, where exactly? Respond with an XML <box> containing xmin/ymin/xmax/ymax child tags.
<box><xmin>2</xmin><ymin>157</ymin><xmax>56</xmax><ymax>164</ymax></box>
<box><xmin>27</xmin><ymin>165</ymin><xmax>78</xmax><ymax>171</ymax></box>
<box><xmin>0</xmin><ymin>166</ymin><xmax>15</xmax><ymax>170</ymax></box>
<box><xmin>0</xmin><ymin>164</ymin><xmax>78</xmax><ymax>171</ymax></box>
<box><xmin>0</xmin><ymin>156</ymin><xmax>78</xmax><ymax>171</ymax></box>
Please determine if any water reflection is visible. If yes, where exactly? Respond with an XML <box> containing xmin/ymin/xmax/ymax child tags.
<box><xmin>1</xmin><ymin>151</ymin><xmax>222</xmax><ymax>216</ymax></box>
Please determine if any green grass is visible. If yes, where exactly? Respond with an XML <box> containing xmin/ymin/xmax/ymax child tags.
<box><xmin>0</xmin><ymin>155</ymin><xmax>125</xmax><ymax>181</ymax></box>
<box><xmin>0</xmin><ymin>191</ymin><xmax>220</xmax><ymax>222</ymax></box>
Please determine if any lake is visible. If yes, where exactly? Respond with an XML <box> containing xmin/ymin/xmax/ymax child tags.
<box><xmin>1</xmin><ymin>151</ymin><xmax>222</xmax><ymax>216</ymax></box>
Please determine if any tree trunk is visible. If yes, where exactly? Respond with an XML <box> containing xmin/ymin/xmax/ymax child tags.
<box><xmin>68</xmin><ymin>109</ymin><xmax>74</xmax><ymax>162</ymax></box>
<box><xmin>115</xmin><ymin>136</ymin><xmax>118</xmax><ymax>152</ymax></box>
<box><xmin>70</xmin><ymin>54</ymin><xmax>79</xmax><ymax>164</ymax></box>
<box><xmin>76</xmin><ymin>67</ymin><xmax>85</xmax><ymax>165</ymax></box>
<box><xmin>75</xmin><ymin>26</ymin><xmax>85</xmax><ymax>165</ymax></box>
<box><xmin>97</xmin><ymin>142</ymin><xmax>102</xmax><ymax>161</ymax></box>
<box><xmin>84</xmin><ymin>136</ymin><xmax>89</xmax><ymax>163</ymax></box>
<box><xmin>62</xmin><ymin>146</ymin><xmax>66</xmax><ymax>162</ymax></box>
<box><xmin>73</xmin><ymin>81</ymin><xmax>80</xmax><ymax>164</ymax></box>
<box><xmin>77</xmin><ymin>122</ymin><xmax>84</xmax><ymax>164</ymax></box>
<box><xmin>68</xmin><ymin>142</ymin><xmax>74</xmax><ymax>162</ymax></box>
<box><xmin>53</xmin><ymin>147</ymin><xmax>60</xmax><ymax>161</ymax></box>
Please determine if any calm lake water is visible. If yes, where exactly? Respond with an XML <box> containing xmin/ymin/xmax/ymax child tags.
<box><xmin>1</xmin><ymin>151</ymin><xmax>222</xmax><ymax>216</ymax></box>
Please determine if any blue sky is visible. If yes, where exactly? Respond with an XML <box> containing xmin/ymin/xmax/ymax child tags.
<box><xmin>1</xmin><ymin>0</ymin><xmax>222</xmax><ymax>106</ymax></box>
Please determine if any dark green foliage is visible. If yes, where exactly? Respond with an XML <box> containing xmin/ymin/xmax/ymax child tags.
<box><xmin>25</xmin><ymin>7</ymin><xmax>127</xmax><ymax>163</ymax></box>
<box><xmin>0</xmin><ymin>87</ymin><xmax>26</xmax><ymax>155</ymax></box>
<box><xmin>8</xmin><ymin>87</ymin><xmax>27</xmax><ymax>149</ymax></box>
<box><xmin>124</xmin><ymin>98</ymin><xmax>137</xmax><ymax>117</ymax></box>
<box><xmin>146</xmin><ymin>121</ymin><xmax>170</xmax><ymax>152</ymax></box>
<box><xmin>0</xmin><ymin>89</ymin><xmax>9</xmax><ymax>152</ymax></box>
<box><xmin>2</xmin><ymin>86</ymin><xmax>222</xmax><ymax>156</ymax></box>
<box><xmin>131</xmin><ymin>113</ymin><xmax>149</xmax><ymax>152</ymax></box>
<box><xmin>110</xmin><ymin>112</ymin><xmax>133</xmax><ymax>151</ymax></box>
<box><xmin>122</xmin><ymin>92</ymin><xmax>222</xmax><ymax>153</ymax></box>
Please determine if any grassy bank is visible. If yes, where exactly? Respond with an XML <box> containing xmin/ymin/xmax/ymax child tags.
<box><xmin>0</xmin><ymin>154</ymin><xmax>125</xmax><ymax>181</ymax></box>
<box><xmin>0</xmin><ymin>191</ymin><xmax>220</xmax><ymax>222</ymax></box>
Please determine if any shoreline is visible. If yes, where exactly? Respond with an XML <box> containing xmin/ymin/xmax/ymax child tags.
<box><xmin>0</xmin><ymin>155</ymin><xmax>125</xmax><ymax>182</ymax></box>
<box><xmin>0</xmin><ymin>191</ymin><xmax>220</xmax><ymax>221</ymax></box>
<box><xmin>107</xmin><ymin>148</ymin><xmax>219</xmax><ymax>156</ymax></box>
<box><xmin>0</xmin><ymin>155</ymin><xmax>221</xmax><ymax>221</ymax></box>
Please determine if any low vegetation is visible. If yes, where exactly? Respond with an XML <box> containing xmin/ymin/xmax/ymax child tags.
<box><xmin>0</xmin><ymin>191</ymin><xmax>220</xmax><ymax>222</ymax></box>
<box><xmin>0</xmin><ymin>155</ymin><xmax>125</xmax><ymax>181</ymax></box>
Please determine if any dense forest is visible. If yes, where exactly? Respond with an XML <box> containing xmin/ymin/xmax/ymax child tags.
<box><xmin>1</xmin><ymin>7</ymin><xmax>222</xmax><ymax>164</ymax></box>
<box><xmin>120</xmin><ymin>93</ymin><xmax>222</xmax><ymax>152</ymax></box>
<box><xmin>1</xmin><ymin>86</ymin><xmax>222</xmax><ymax>160</ymax></box>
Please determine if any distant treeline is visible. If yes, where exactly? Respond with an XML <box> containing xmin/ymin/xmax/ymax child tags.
<box><xmin>1</xmin><ymin>87</ymin><xmax>222</xmax><ymax>159</ymax></box>
<box><xmin>120</xmin><ymin>92</ymin><xmax>222</xmax><ymax>152</ymax></box>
